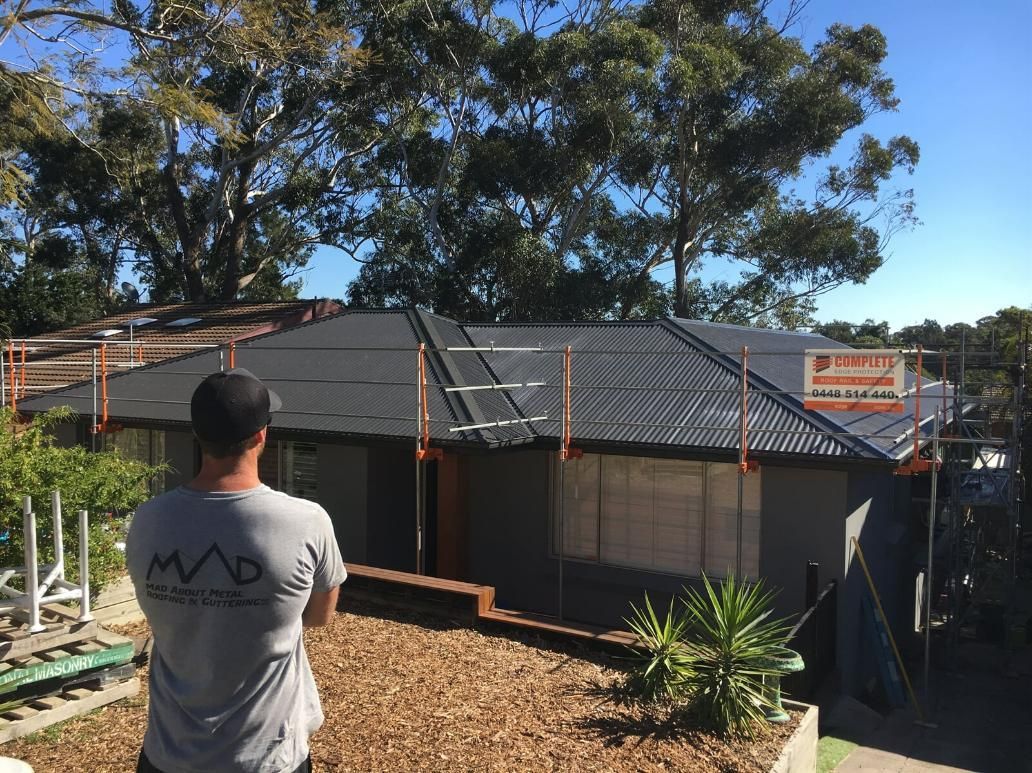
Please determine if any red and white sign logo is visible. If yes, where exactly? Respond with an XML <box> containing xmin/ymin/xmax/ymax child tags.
<box><xmin>803</xmin><ymin>349</ymin><xmax>905</xmax><ymax>413</ymax></box>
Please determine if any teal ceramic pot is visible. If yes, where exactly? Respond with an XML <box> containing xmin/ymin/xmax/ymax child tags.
<box><xmin>756</xmin><ymin>647</ymin><xmax>804</xmax><ymax>723</ymax></box>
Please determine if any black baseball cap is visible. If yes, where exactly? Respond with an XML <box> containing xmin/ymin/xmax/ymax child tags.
<box><xmin>190</xmin><ymin>368</ymin><xmax>281</xmax><ymax>444</ymax></box>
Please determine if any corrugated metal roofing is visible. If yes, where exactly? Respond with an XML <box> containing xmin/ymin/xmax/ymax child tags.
<box><xmin>462</xmin><ymin>322</ymin><xmax>857</xmax><ymax>457</ymax></box>
<box><xmin>672</xmin><ymin>319</ymin><xmax>955</xmax><ymax>458</ymax></box>
<box><xmin>17</xmin><ymin>309</ymin><xmax>953</xmax><ymax>462</ymax></box>
<box><xmin>5</xmin><ymin>301</ymin><xmax>341</xmax><ymax>397</ymax></box>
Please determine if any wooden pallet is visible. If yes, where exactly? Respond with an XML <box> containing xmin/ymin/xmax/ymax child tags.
<box><xmin>0</xmin><ymin>606</ymin><xmax>99</xmax><ymax>662</ymax></box>
<box><xmin>0</xmin><ymin>631</ymin><xmax>134</xmax><ymax>696</ymax></box>
<box><xmin>0</xmin><ymin>677</ymin><xmax>140</xmax><ymax>743</ymax></box>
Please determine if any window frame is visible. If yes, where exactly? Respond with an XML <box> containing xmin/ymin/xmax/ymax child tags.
<box><xmin>549</xmin><ymin>452</ymin><xmax>761</xmax><ymax>580</ymax></box>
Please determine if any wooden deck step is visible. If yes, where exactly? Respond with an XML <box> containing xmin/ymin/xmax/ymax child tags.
<box><xmin>479</xmin><ymin>608</ymin><xmax>639</xmax><ymax>649</ymax></box>
<box><xmin>344</xmin><ymin>563</ymin><xmax>496</xmax><ymax>619</ymax></box>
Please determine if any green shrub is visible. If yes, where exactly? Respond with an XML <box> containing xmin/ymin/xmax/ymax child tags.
<box><xmin>624</xmin><ymin>593</ymin><xmax>694</xmax><ymax>703</ymax></box>
<box><xmin>0</xmin><ymin>406</ymin><xmax>162</xmax><ymax>594</ymax></box>
<box><xmin>623</xmin><ymin>574</ymin><xmax>792</xmax><ymax>739</ymax></box>
<box><xmin>679</xmin><ymin>573</ymin><xmax>791</xmax><ymax>738</ymax></box>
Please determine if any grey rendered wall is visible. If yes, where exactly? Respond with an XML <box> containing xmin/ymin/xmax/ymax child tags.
<box><xmin>316</xmin><ymin>443</ymin><xmax>368</xmax><ymax>563</ymax></box>
<box><xmin>759</xmin><ymin>466</ymin><xmax>847</xmax><ymax>623</ymax></box>
<box><xmin>841</xmin><ymin>469</ymin><xmax>911</xmax><ymax>696</ymax></box>
<box><xmin>467</xmin><ymin>450</ymin><xmax>707</xmax><ymax>628</ymax></box>
<box><xmin>162</xmin><ymin>431</ymin><xmax>196</xmax><ymax>490</ymax></box>
<box><xmin>467</xmin><ymin>450</ymin><xmax>555</xmax><ymax>614</ymax></box>
<box><xmin>365</xmin><ymin>446</ymin><xmax>416</xmax><ymax>572</ymax></box>
<box><xmin>49</xmin><ymin>422</ymin><xmax>79</xmax><ymax>448</ymax></box>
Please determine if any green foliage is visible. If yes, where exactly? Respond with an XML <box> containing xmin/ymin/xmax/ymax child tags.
<box><xmin>679</xmin><ymin>574</ymin><xmax>791</xmax><ymax>738</ymax></box>
<box><xmin>4</xmin><ymin>0</ymin><xmax>918</xmax><ymax>320</ymax></box>
<box><xmin>623</xmin><ymin>574</ymin><xmax>792</xmax><ymax>739</ymax></box>
<box><xmin>624</xmin><ymin>593</ymin><xmax>695</xmax><ymax>703</ymax></box>
<box><xmin>0</xmin><ymin>407</ymin><xmax>161</xmax><ymax>593</ymax></box>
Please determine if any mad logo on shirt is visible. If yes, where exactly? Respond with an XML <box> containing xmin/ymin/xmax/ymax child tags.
<box><xmin>145</xmin><ymin>543</ymin><xmax>271</xmax><ymax>609</ymax></box>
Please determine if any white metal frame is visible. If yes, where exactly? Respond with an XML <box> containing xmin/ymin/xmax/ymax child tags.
<box><xmin>0</xmin><ymin>492</ymin><xmax>92</xmax><ymax>630</ymax></box>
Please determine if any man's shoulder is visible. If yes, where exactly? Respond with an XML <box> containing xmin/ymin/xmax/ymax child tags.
<box><xmin>135</xmin><ymin>488</ymin><xmax>185</xmax><ymax>515</ymax></box>
<box><xmin>258</xmin><ymin>489</ymin><xmax>330</xmax><ymax>521</ymax></box>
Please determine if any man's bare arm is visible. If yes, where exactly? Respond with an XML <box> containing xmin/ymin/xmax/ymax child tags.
<box><xmin>302</xmin><ymin>586</ymin><xmax>339</xmax><ymax>627</ymax></box>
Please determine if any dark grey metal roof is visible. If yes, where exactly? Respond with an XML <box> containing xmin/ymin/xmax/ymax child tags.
<box><xmin>19</xmin><ymin>309</ymin><xmax>953</xmax><ymax>462</ymax></box>
<box><xmin>672</xmin><ymin>319</ymin><xmax>955</xmax><ymax>459</ymax></box>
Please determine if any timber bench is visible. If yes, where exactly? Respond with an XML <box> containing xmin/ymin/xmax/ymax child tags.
<box><xmin>342</xmin><ymin>564</ymin><xmax>495</xmax><ymax>623</ymax></box>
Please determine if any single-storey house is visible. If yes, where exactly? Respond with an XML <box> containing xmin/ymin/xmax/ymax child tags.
<box><xmin>17</xmin><ymin>309</ymin><xmax>953</xmax><ymax>695</ymax></box>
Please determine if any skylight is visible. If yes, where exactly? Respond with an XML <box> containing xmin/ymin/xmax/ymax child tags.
<box><xmin>165</xmin><ymin>317</ymin><xmax>202</xmax><ymax>328</ymax></box>
<box><xmin>90</xmin><ymin>329</ymin><xmax>122</xmax><ymax>338</ymax></box>
<box><xmin>120</xmin><ymin>317</ymin><xmax>158</xmax><ymax>328</ymax></box>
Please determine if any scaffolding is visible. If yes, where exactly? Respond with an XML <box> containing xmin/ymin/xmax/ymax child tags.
<box><xmin>926</xmin><ymin>329</ymin><xmax>1029</xmax><ymax>663</ymax></box>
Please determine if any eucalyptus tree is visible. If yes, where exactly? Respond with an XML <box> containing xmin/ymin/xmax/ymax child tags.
<box><xmin>1</xmin><ymin>0</ymin><xmax>381</xmax><ymax>301</ymax></box>
<box><xmin>346</xmin><ymin>0</ymin><xmax>670</xmax><ymax>320</ymax></box>
<box><xmin>621</xmin><ymin>0</ymin><xmax>919</xmax><ymax>320</ymax></box>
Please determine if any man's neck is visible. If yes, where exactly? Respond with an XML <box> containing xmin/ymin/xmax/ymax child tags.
<box><xmin>189</xmin><ymin>456</ymin><xmax>262</xmax><ymax>492</ymax></box>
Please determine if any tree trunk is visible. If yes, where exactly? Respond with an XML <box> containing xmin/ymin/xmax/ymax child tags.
<box><xmin>219</xmin><ymin>162</ymin><xmax>254</xmax><ymax>300</ymax></box>
<box><xmin>182</xmin><ymin>243</ymin><xmax>206</xmax><ymax>301</ymax></box>
<box><xmin>673</xmin><ymin>205</ymin><xmax>692</xmax><ymax>318</ymax></box>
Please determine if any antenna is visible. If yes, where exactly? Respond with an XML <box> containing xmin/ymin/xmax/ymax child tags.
<box><xmin>121</xmin><ymin>282</ymin><xmax>141</xmax><ymax>303</ymax></box>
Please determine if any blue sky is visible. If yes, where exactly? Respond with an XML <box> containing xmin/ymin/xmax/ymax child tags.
<box><xmin>784</xmin><ymin>0</ymin><xmax>1032</xmax><ymax>329</ymax></box>
<box><xmin>297</xmin><ymin>1</ymin><xmax>1031</xmax><ymax>328</ymax></box>
<box><xmin>97</xmin><ymin>0</ymin><xmax>1023</xmax><ymax>329</ymax></box>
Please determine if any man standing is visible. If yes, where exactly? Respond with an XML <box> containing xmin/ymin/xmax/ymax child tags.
<box><xmin>126</xmin><ymin>369</ymin><xmax>347</xmax><ymax>773</ymax></box>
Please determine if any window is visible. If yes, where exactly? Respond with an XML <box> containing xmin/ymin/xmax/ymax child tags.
<box><xmin>165</xmin><ymin>317</ymin><xmax>202</xmax><ymax>327</ymax></box>
<box><xmin>103</xmin><ymin>428</ymin><xmax>166</xmax><ymax>494</ymax></box>
<box><xmin>258</xmin><ymin>441</ymin><xmax>319</xmax><ymax>502</ymax></box>
<box><xmin>552</xmin><ymin>453</ymin><xmax>760</xmax><ymax>578</ymax></box>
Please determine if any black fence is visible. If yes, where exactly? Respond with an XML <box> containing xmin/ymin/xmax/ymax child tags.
<box><xmin>782</xmin><ymin>577</ymin><xmax>837</xmax><ymax>701</ymax></box>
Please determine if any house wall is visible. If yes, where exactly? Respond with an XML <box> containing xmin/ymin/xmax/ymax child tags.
<box><xmin>49</xmin><ymin>422</ymin><xmax>79</xmax><ymax>448</ymax></box>
<box><xmin>466</xmin><ymin>449</ymin><xmax>911</xmax><ymax>699</ymax></box>
<box><xmin>163</xmin><ymin>430</ymin><xmax>196</xmax><ymax>490</ymax></box>
<box><xmin>760</xmin><ymin>466</ymin><xmax>847</xmax><ymax>621</ymax></box>
<box><xmin>842</xmin><ymin>469</ymin><xmax>913</xmax><ymax>696</ymax></box>
<box><xmin>466</xmin><ymin>451</ymin><xmax>850</xmax><ymax>630</ymax></box>
<box><xmin>316</xmin><ymin>443</ymin><xmax>368</xmax><ymax>564</ymax></box>
<box><xmin>364</xmin><ymin>446</ymin><xmax>416</xmax><ymax>572</ymax></box>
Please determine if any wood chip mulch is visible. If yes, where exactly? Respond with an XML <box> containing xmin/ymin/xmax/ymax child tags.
<box><xmin>5</xmin><ymin>600</ymin><xmax>799</xmax><ymax>772</ymax></box>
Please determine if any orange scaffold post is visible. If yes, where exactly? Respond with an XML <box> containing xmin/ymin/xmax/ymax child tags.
<box><xmin>415</xmin><ymin>343</ymin><xmax>442</xmax><ymax>463</ymax></box>
<box><xmin>738</xmin><ymin>345</ymin><xmax>759</xmax><ymax>475</ymax></box>
<box><xmin>560</xmin><ymin>345</ymin><xmax>581</xmax><ymax>461</ymax></box>
<box><xmin>898</xmin><ymin>344</ymin><xmax>935</xmax><ymax>475</ymax></box>
<box><xmin>90</xmin><ymin>343</ymin><xmax>111</xmax><ymax>434</ymax></box>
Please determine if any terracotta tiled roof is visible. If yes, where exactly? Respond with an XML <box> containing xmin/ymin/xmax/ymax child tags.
<box><xmin>3</xmin><ymin>300</ymin><xmax>342</xmax><ymax>399</ymax></box>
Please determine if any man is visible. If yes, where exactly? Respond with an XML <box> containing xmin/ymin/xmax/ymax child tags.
<box><xmin>126</xmin><ymin>368</ymin><xmax>347</xmax><ymax>773</ymax></box>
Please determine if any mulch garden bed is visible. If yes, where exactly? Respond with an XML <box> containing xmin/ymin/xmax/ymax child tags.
<box><xmin>5</xmin><ymin>598</ymin><xmax>800</xmax><ymax>772</ymax></box>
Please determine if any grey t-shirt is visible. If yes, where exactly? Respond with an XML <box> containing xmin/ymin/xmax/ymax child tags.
<box><xmin>126</xmin><ymin>484</ymin><xmax>347</xmax><ymax>773</ymax></box>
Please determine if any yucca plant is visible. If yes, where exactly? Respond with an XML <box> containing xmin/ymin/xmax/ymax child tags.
<box><xmin>679</xmin><ymin>573</ymin><xmax>791</xmax><ymax>738</ymax></box>
<box><xmin>623</xmin><ymin>593</ymin><xmax>695</xmax><ymax>703</ymax></box>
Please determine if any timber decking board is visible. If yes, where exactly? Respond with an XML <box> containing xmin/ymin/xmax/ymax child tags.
<box><xmin>1</xmin><ymin>706</ymin><xmax>38</xmax><ymax>721</ymax></box>
<box><xmin>0</xmin><ymin>678</ymin><xmax>140</xmax><ymax>742</ymax></box>
<box><xmin>28</xmin><ymin>695</ymin><xmax>66</xmax><ymax>711</ymax></box>
<box><xmin>344</xmin><ymin>563</ymin><xmax>496</xmax><ymax>618</ymax></box>
<box><xmin>0</xmin><ymin>605</ymin><xmax>99</xmax><ymax>660</ymax></box>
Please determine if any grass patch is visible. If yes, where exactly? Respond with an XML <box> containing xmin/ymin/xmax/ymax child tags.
<box><xmin>817</xmin><ymin>735</ymin><xmax>857</xmax><ymax>773</ymax></box>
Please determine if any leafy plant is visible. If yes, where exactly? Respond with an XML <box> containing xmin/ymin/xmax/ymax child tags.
<box><xmin>679</xmin><ymin>573</ymin><xmax>791</xmax><ymax>738</ymax></box>
<box><xmin>0</xmin><ymin>406</ymin><xmax>162</xmax><ymax>594</ymax></box>
<box><xmin>623</xmin><ymin>593</ymin><xmax>695</xmax><ymax>703</ymax></box>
